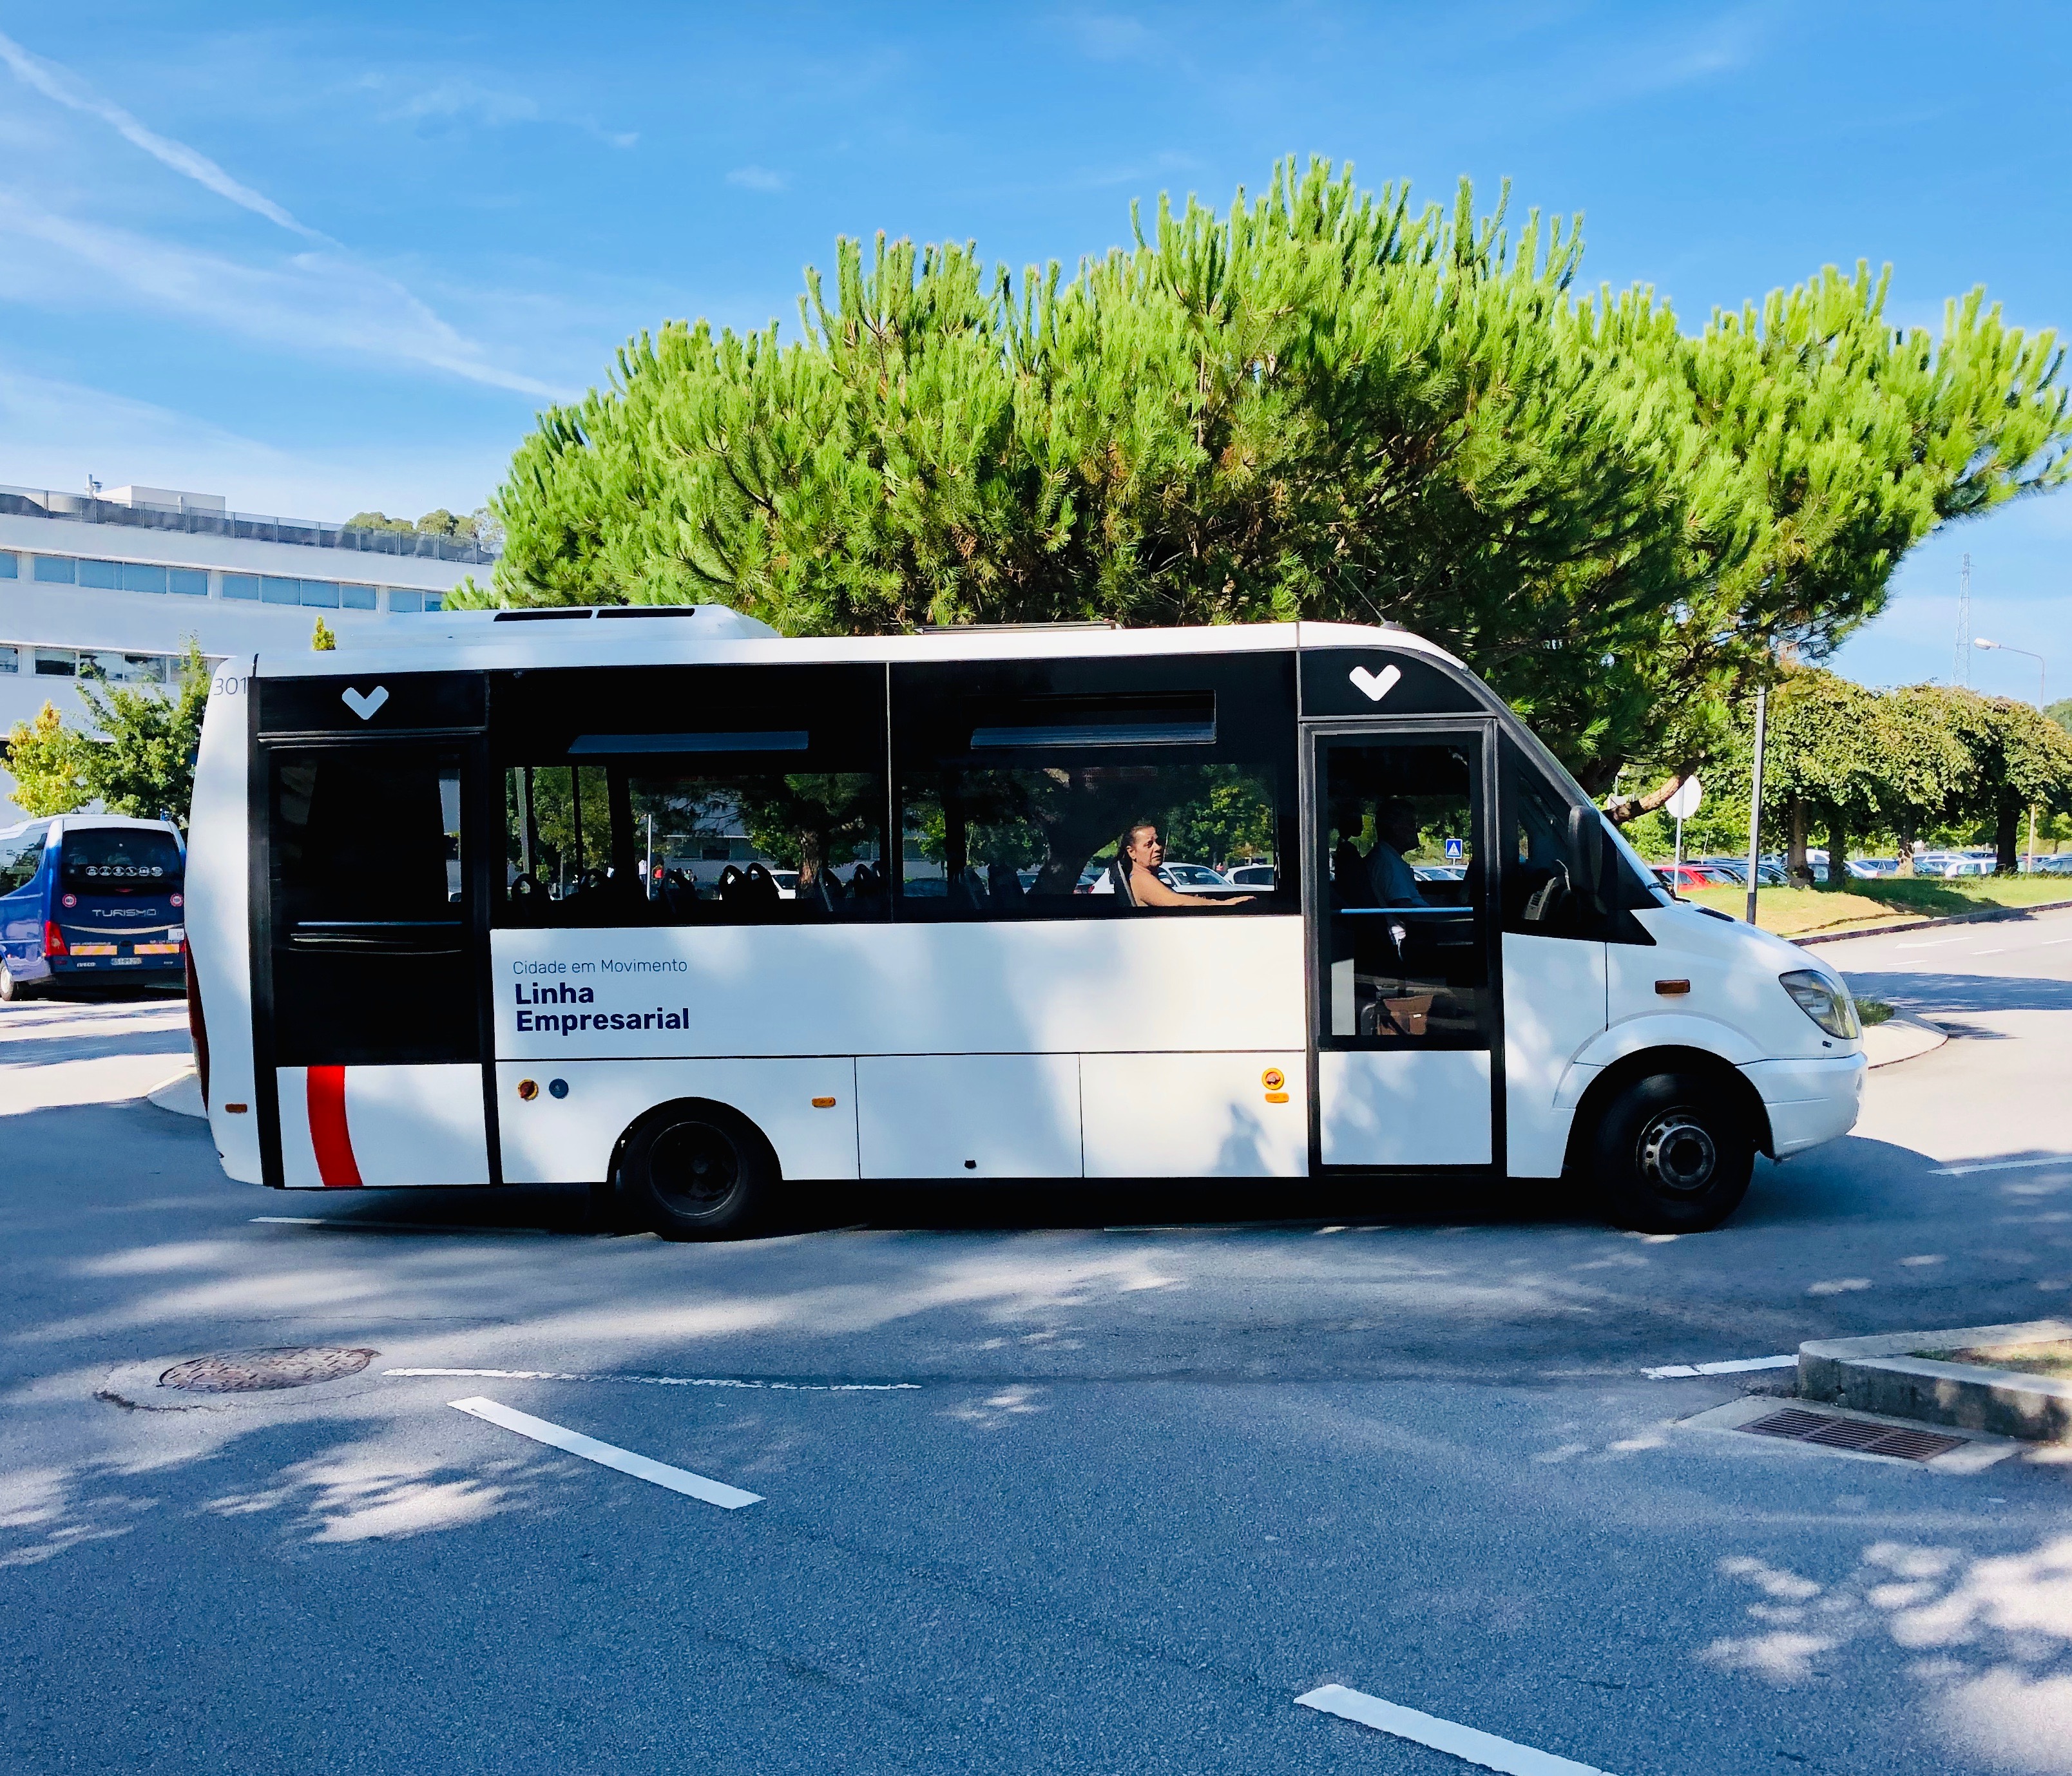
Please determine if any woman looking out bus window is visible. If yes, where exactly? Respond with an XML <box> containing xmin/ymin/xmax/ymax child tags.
<box><xmin>1120</xmin><ymin>823</ymin><xmax>1252</xmax><ymax>909</ymax></box>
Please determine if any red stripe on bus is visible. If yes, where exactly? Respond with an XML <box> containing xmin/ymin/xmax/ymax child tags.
<box><xmin>306</xmin><ymin>1066</ymin><xmax>363</xmax><ymax>1188</ymax></box>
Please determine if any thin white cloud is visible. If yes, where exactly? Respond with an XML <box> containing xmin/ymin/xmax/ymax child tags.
<box><xmin>727</xmin><ymin>164</ymin><xmax>789</xmax><ymax>193</ymax></box>
<box><xmin>1059</xmin><ymin>12</ymin><xmax>1157</xmax><ymax>62</ymax></box>
<box><xmin>361</xmin><ymin>73</ymin><xmax>637</xmax><ymax>150</ymax></box>
<box><xmin>0</xmin><ymin>189</ymin><xmax>565</xmax><ymax>399</ymax></box>
<box><xmin>0</xmin><ymin>27</ymin><xmax>322</xmax><ymax>240</ymax></box>
<box><xmin>0</xmin><ymin>362</ymin><xmax>510</xmax><ymax>520</ymax></box>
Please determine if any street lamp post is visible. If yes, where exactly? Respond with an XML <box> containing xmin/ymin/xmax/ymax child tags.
<box><xmin>1973</xmin><ymin>638</ymin><xmax>2048</xmax><ymax>871</ymax></box>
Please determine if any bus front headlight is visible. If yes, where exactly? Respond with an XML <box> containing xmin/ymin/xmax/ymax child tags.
<box><xmin>1779</xmin><ymin>969</ymin><xmax>1860</xmax><ymax>1039</ymax></box>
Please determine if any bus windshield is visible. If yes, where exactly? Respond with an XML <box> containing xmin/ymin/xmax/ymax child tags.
<box><xmin>62</xmin><ymin>827</ymin><xmax>184</xmax><ymax>894</ymax></box>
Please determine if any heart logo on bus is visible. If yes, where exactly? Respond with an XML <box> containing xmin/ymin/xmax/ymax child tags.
<box><xmin>340</xmin><ymin>685</ymin><xmax>390</xmax><ymax>721</ymax></box>
<box><xmin>1348</xmin><ymin>664</ymin><xmax>1401</xmax><ymax>703</ymax></box>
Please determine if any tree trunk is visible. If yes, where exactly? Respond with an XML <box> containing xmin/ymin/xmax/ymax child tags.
<box><xmin>1787</xmin><ymin>798</ymin><xmax>1810</xmax><ymax>885</ymax></box>
<box><xmin>1997</xmin><ymin>801</ymin><xmax>2020</xmax><ymax>875</ymax></box>
<box><xmin>1896</xmin><ymin>826</ymin><xmax>1916</xmax><ymax>878</ymax></box>
<box><xmin>1826</xmin><ymin>810</ymin><xmax>1849</xmax><ymax>887</ymax></box>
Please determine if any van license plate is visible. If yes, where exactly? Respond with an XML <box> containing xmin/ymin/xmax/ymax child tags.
<box><xmin>111</xmin><ymin>957</ymin><xmax>142</xmax><ymax>966</ymax></box>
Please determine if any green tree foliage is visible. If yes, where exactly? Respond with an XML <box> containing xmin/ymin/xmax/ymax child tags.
<box><xmin>1667</xmin><ymin>669</ymin><xmax>2072</xmax><ymax>874</ymax></box>
<box><xmin>3</xmin><ymin>702</ymin><xmax>91</xmax><ymax>816</ymax></box>
<box><xmin>347</xmin><ymin>508</ymin><xmax>492</xmax><ymax>542</ymax></box>
<box><xmin>477</xmin><ymin>158</ymin><xmax>2072</xmax><ymax>804</ymax></box>
<box><xmin>73</xmin><ymin>642</ymin><xmax>212</xmax><ymax>826</ymax></box>
<box><xmin>311</xmin><ymin>616</ymin><xmax>337</xmax><ymax>651</ymax></box>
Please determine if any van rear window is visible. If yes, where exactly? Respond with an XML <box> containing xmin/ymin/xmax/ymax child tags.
<box><xmin>62</xmin><ymin>828</ymin><xmax>184</xmax><ymax>892</ymax></box>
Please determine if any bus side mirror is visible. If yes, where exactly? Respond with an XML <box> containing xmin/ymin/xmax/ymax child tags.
<box><xmin>1568</xmin><ymin>804</ymin><xmax>1611</xmax><ymax>915</ymax></box>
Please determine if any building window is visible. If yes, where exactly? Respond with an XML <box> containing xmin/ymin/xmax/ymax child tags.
<box><xmin>0</xmin><ymin>553</ymin><xmax>16</xmax><ymax>579</ymax></box>
<box><xmin>340</xmin><ymin>583</ymin><xmax>377</xmax><ymax>610</ymax></box>
<box><xmin>34</xmin><ymin>648</ymin><xmax>76</xmax><ymax>676</ymax></box>
<box><xmin>76</xmin><ymin>559</ymin><xmax>122</xmax><ymax>589</ymax></box>
<box><xmin>298</xmin><ymin>579</ymin><xmax>341</xmax><ymax>607</ymax></box>
<box><xmin>169</xmin><ymin>568</ymin><xmax>209</xmax><ymax>597</ymax></box>
<box><xmin>0</xmin><ymin>644</ymin><xmax>18</xmax><ymax>673</ymax></box>
<box><xmin>387</xmin><ymin>589</ymin><xmax>423</xmax><ymax>613</ymax></box>
<box><xmin>222</xmin><ymin>573</ymin><xmax>260</xmax><ymax>600</ymax></box>
<box><xmin>425</xmin><ymin>593</ymin><xmax>445</xmax><ymax>611</ymax></box>
<box><xmin>32</xmin><ymin>556</ymin><xmax>73</xmax><ymax>584</ymax></box>
<box><xmin>119</xmin><ymin>562</ymin><xmax>168</xmax><ymax>594</ymax></box>
<box><xmin>261</xmin><ymin>576</ymin><xmax>300</xmax><ymax>606</ymax></box>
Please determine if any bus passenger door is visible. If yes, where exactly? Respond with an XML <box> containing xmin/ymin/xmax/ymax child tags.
<box><xmin>1309</xmin><ymin>727</ymin><xmax>1497</xmax><ymax>1170</ymax></box>
<box><xmin>260</xmin><ymin>741</ymin><xmax>492</xmax><ymax>1187</ymax></box>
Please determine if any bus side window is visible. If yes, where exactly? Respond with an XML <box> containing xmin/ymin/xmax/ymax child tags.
<box><xmin>1499</xmin><ymin>741</ymin><xmax>1653</xmax><ymax>941</ymax></box>
<box><xmin>0</xmin><ymin>830</ymin><xmax>47</xmax><ymax>893</ymax></box>
<box><xmin>493</xmin><ymin>663</ymin><xmax>892</xmax><ymax>929</ymax></box>
<box><xmin>889</xmin><ymin>661</ymin><xmax>1295</xmax><ymax>921</ymax></box>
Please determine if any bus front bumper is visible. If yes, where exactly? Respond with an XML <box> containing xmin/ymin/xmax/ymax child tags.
<box><xmin>1741</xmin><ymin>1053</ymin><xmax>1868</xmax><ymax>1158</ymax></box>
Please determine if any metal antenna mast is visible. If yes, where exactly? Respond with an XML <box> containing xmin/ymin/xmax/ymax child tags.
<box><xmin>1954</xmin><ymin>553</ymin><xmax>1971</xmax><ymax>685</ymax></box>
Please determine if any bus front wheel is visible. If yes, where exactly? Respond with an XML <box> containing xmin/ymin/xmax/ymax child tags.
<box><xmin>1591</xmin><ymin>1071</ymin><xmax>1752</xmax><ymax>1234</ymax></box>
<box><xmin>0</xmin><ymin>963</ymin><xmax>39</xmax><ymax>1003</ymax></box>
<box><xmin>622</xmin><ymin>1103</ymin><xmax>772</xmax><ymax>1241</ymax></box>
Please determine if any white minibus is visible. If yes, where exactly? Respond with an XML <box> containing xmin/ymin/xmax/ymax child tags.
<box><xmin>184</xmin><ymin>611</ymin><xmax>1865</xmax><ymax>1237</ymax></box>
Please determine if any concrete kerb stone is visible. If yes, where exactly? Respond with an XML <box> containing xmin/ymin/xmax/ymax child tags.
<box><xmin>1798</xmin><ymin>1319</ymin><xmax>2072</xmax><ymax>1444</ymax></box>
<box><xmin>1792</xmin><ymin>894</ymin><xmax>2072</xmax><ymax>948</ymax></box>
<box><xmin>1858</xmin><ymin>1009</ymin><xmax>1948</xmax><ymax>1068</ymax></box>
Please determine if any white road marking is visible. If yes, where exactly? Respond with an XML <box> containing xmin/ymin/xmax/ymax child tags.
<box><xmin>251</xmin><ymin>1216</ymin><xmax>560</xmax><ymax>1236</ymax></box>
<box><xmin>1932</xmin><ymin>1154</ymin><xmax>2072</xmax><ymax>1176</ymax></box>
<box><xmin>448</xmin><ymin>1397</ymin><xmax>763</xmax><ymax>1507</ymax></box>
<box><xmin>1643</xmin><ymin>1354</ymin><xmax>1796</xmax><ymax>1379</ymax></box>
<box><xmin>1894</xmin><ymin>936</ymin><xmax>1967</xmax><ymax>948</ymax></box>
<box><xmin>393</xmin><ymin>1366</ymin><xmax>917</xmax><ymax>1392</ymax></box>
<box><xmin>1296</xmin><ymin>1685</ymin><xmax>1617</xmax><ymax>1774</ymax></box>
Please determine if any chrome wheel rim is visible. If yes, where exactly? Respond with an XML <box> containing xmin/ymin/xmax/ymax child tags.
<box><xmin>1638</xmin><ymin>1110</ymin><xmax>1718</xmax><ymax>1194</ymax></box>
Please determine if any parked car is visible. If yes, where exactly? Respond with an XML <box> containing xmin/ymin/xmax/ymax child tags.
<box><xmin>1225</xmin><ymin>863</ymin><xmax>1277</xmax><ymax>889</ymax></box>
<box><xmin>1159</xmin><ymin>861</ymin><xmax>1238</xmax><ymax>893</ymax></box>
<box><xmin>1699</xmin><ymin>857</ymin><xmax>1789</xmax><ymax>887</ymax></box>
<box><xmin>2028</xmin><ymin>854</ymin><xmax>2072</xmax><ymax>875</ymax></box>
<box><xmin>1653</xmin><ymin>863</ymin><xmax>1740</xmax><ymax>891</ymax></box>
<box><xmin>1412</xmin><ymin>863</ymin><xmax>1468</xmax><ymax>883</ymax></box>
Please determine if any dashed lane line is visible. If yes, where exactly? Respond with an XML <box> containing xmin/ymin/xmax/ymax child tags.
<box><xmin>1296</xmin><ymin>1686</ymin><xmax>1618</xmax><ymax>1774</ymax></box>
<box><xmin>1931</xmin><ymin>1155</ymin><xmax>2072</xmax><ymax>1176</ymax></box>
<box><xmin>448</xmin><ymin>1397</ymin><xmax>763</xmax><ymax>1508</ymax></box>
<box><xmin>1642</xmin><ymin>1354</ymin><xmax>1795</xmax><ymax>1379</ymax></box>
<box><xmin>390</xmin><ymin>1366</ymin><xmax>919</xmax><ymax>1391</ymax></box>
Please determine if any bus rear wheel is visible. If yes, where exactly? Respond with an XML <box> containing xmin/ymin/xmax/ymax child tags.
<box><xmin>1591</xmin><ymin>1071</ymin><xmax>1752</xmax><ymax>1234</ymax></box>
<box><xmin>0</xmin><ymin>963</ymin><xmax>40</xmax><ymax>1002</ymax></box>
<box><xmin>622</xmin><ymin>1103</ymin><xmax>772</xmax><ymax>1241</ymax></box>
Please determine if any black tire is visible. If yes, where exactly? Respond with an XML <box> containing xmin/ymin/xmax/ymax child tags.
<box><xmin>0</xmin><ymin>964</ymin><xmax>38</xmax><ymax>1003</ymax></box>
<box><xmin>622</xmin><ymin>1103</ymin><xmax>773</xmax><ymax>1241</ymax></box>
<box><xmin>1591</xmin><ymin>1071</ymin><xmax>1753</xmax><ymax>1234</ymax></box>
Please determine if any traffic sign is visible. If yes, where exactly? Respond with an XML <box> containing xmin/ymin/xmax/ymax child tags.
<box><xmin>1665</xmin><ymin>776</ymin><xmax>1703</xmax><ymax>820</ymax></box>
<box><xmin>1443</xmin><ymin>836</ymin><xmax>1464</xmax><ymax>861</ymax></box>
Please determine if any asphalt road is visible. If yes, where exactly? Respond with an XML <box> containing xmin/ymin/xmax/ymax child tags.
<box><xmin>4</xmin><ymin>918</ymin><xmax>2071</xmax><ymax>1776</ymax></box>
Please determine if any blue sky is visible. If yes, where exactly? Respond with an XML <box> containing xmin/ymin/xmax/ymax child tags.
<box><xmin>0</xmin><ymin>1</ymin><xmax>2066</xmax><ymax>696</ymax></box>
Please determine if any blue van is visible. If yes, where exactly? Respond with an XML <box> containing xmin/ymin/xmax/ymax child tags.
<box><xmin>0</xmin><ymin>815</ymin><xmax>187</xmax><ymax>1001</ymax></box>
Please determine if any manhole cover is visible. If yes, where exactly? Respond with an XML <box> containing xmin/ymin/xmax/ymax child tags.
<box><xmin>158</xmin><ymin>1347</ymin><xmax>377</xmax><ymax>1393</ymax></box>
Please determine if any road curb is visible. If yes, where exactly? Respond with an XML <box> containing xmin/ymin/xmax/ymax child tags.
<box><xmin>1860</xmin><ymin>1011</ymin><xmax>1948</xmax><ymax>1068</ymax></box>
<box><xmin>1791</xmin><ymin>895</ymin><xmax>2072</xmax><ymax>948</ymax></box>
<box><xmin>1799</xmin><ymin>1319</ymin><xmax>2072</xmax><ymax>1443</ymax></box>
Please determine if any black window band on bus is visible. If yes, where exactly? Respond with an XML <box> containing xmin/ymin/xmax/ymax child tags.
<box><xmin>968</xmin><ymin>692</ymin><xmax>1215</xmax><ymax>752</ymax></box>
<box><xmin>568</xmin><ymin>732</ymin><xmax>810</xmax><ymax>755</ymax></box>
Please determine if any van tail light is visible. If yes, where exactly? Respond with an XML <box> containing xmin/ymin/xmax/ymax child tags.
<box><xmin>43</xmin><ymin>920</ymin><xmax>67</xmax><ymax>957</ymax></box>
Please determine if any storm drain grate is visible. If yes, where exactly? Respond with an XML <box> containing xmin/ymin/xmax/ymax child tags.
<box><xmin>159</xmin><ymin>1347</ymin><xmax>377</xmax><ymax>1393</ymax></box>
<box><xmin>1742</xmin><ymin>1407</ymin><xmax>1968</xmax><ymax>1462</ymax></box>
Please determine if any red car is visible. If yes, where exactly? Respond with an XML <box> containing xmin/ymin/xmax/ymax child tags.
<box><xmin>1653</xmin><ymin>863</ymin><xmax>1738</xmax><ymax>891</ymax></box>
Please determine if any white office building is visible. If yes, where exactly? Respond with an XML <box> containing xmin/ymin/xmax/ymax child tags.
<box><xmin>0</xmin><ymin>482</ymin><xmax>492</xmax><ymax>819</ymax></box>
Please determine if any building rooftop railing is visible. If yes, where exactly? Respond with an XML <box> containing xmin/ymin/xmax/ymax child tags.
<box><xmin>0</xmin><ymin>484</ymin><xmax>499</xmax><ymax>565</ymax></box>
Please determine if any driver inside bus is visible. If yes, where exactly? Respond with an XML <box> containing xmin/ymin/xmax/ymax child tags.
<box><xmin>1118</xmin><ymin>823</ymin><xmax>1253</xmax><ymax>909</ymax></box>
